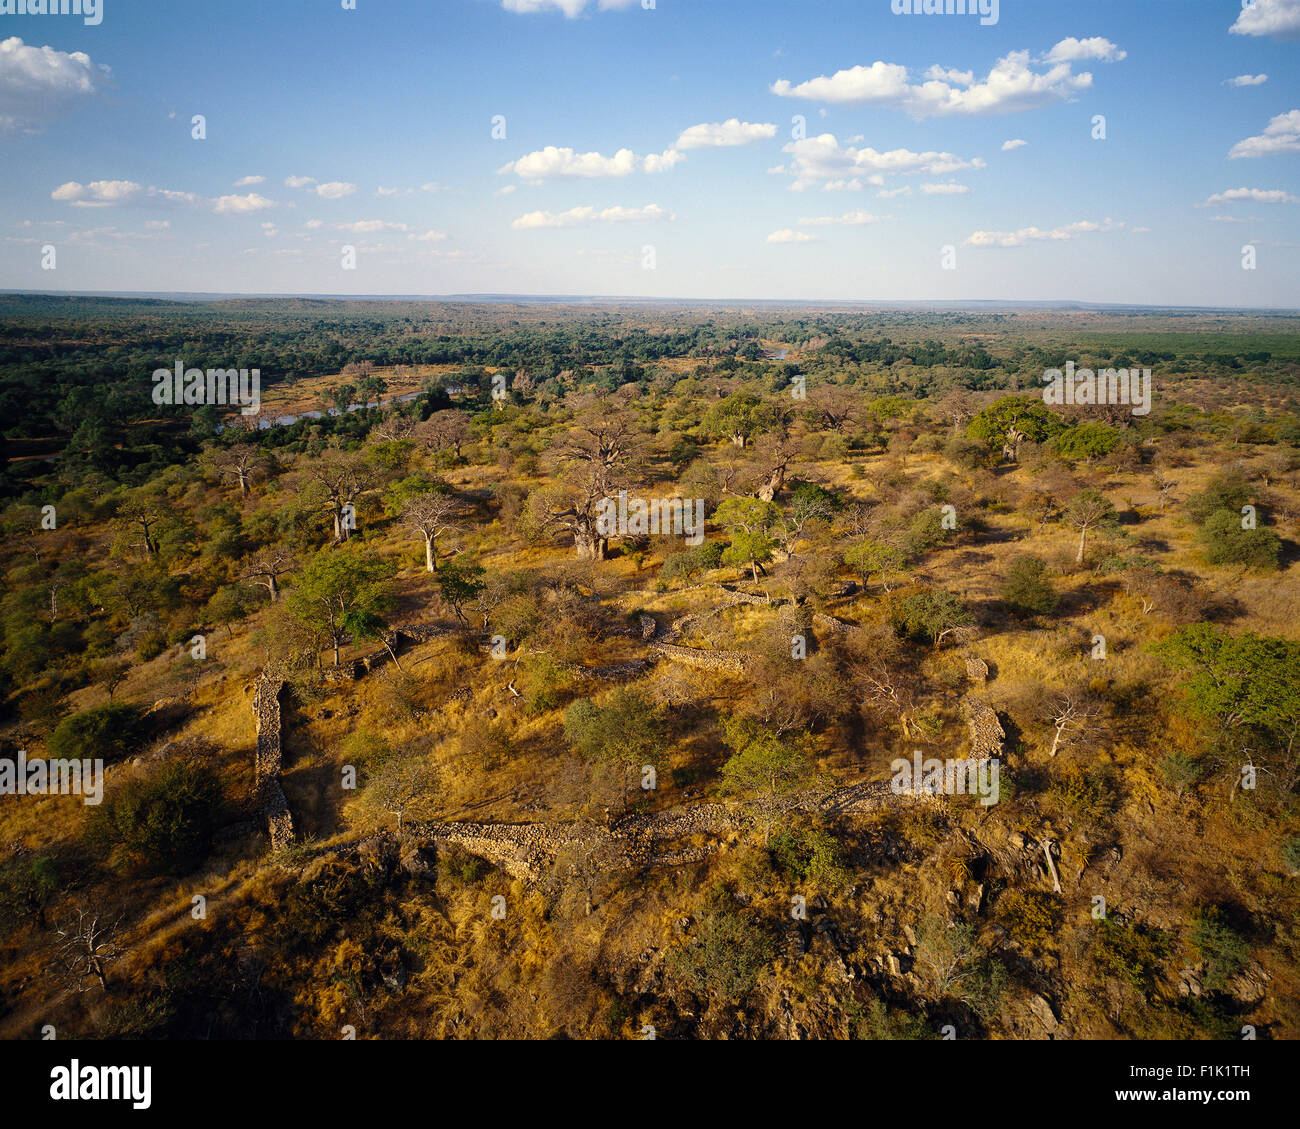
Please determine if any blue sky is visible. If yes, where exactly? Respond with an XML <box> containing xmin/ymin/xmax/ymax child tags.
<box><xmin>1</xmin><ymin>0</ymin><xmax>1298</xmax><ymax>305</ymax></box>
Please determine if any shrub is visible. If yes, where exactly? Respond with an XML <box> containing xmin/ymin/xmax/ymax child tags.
<box><xmin>996</xmin><ymin>888</ymin><xmax>1060</xmax><ymax>949</ymax></box>
<box><xmin>1199</xmin><ymin>509</ymin><xmax>1282</xmax><ymax>571</ymax></box>
<box><xmin>87</xmin><ymin>758</ymin><xmax>223</xmax><ymax>873</ymax></box>
<box><xmin>1001</xmin><ymin>555</ymin><xmax>1059</xmax><ymax>616</ymax></box>
<box><xmin>1188</xmin><ymin>907</ymin><xmax>1250</xmax><ymax>991</ymax></box>
<box><xmin>48</xmin><ymin>702</ymin><xmax>145</xmax><ymax>764</ymax></box>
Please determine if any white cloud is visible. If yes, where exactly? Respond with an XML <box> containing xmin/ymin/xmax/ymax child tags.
<box><xmin>501</xmin><ymin>0</ymin><xmax>638</xmax><ymax>16</ymax></box>
<box><xmin>284</xmin><ymin>175</ymin><xmax>317</xmax><ymax>189</ymax></box>
<box><xmin>214</xmin><ymin>193</ymin><xmax>275</xmax><ymax>215</ymax></box>
<box><xmin>797</xmin><ymin>210</ymin><xmax>881</xmax><ymax>226</ymax></box>
<box><xmin>1230</xmin><ymin>0</ymin><xmax>1300</xmax><ymax>40</ymax></box>
<box><xmin>675</xmin><ymin>119</ymin><xmax>778</xmax><ymax>150</ymax></box>
<box><xmin>780</xmin><ymin>133</ymin><xmax>984</xmax><ymax>191</ymax></box>
<box><xmin>336</xmin><ymin>219</ymin><xmax>411</xmax><ymax>233</ymax></box>
<box><xmin>234</xmin><ymin>175</ymin><xmax>266</xmax><ymax>187</ymax></box>
<box><xmin>51</xmin><ymin>179</ymin><xmax>143</xmax><ymax>207</ymax></box>
<box><xmin>965</xmin><ymin>218</ymin><xmax>1126</xmax><ymax>248</ymax></box>
<box><xmin>495</xmin><ymin>184</ymin><xmax>517</xmax><ymax>196</ymax></box>
<box><xmin>878</xmin><ymin>186</ymin><xmax>912</xmax><ymax>199</ymax></box>
<box><xmin>421</xmin><ymin>182</ymin><xmax>453</xmax><ymax>193</ymax></box>
<box><xmin>261</xmin><ymin>222</ymin><xmax>278</xmax><ymax>237</ymax></box>
<box><xmin>921</xmin><ymin>183</ymin><xmax>971</xmax><ymax>195</ymax></box>
<box><xmin>144</xmin><ymin>220</ymin><xmax>170</xmax><ymax>231</ymax></box>
<box><xmin>766</xmin><ymin>229</ymin><xmax>818</xmax><ymax>243</ymax></box>
<box><xmin>53</xmin><ymin>179</ymin><xmax>275</xmax><ymax>216</ymax></box>
<box><xmin>409</xmin><ymin>229</ymin><xmax>449</xmax><ymax>242</ymax></box>
<box><xmin>315</xmin><ymin>181</ymin><xmax>358</xmax><ymax>199</ymax></box>
<box><xmin>1226</xmin><ymin>74</ymin><xmax>1268</xmax><ymax>87</ymax></box>
<box><xmin>1201</xmin><ymin>187</ymin><xmax>1298</xmax><ymax>206</ymax></box>
<box><xmin>499</xmin><ymin>145</ymin><xmax>681</xmax><ymax>179</ymax></box>
<box><xmin>376</xmin><ymin>185</ymin><xmax>413</xmax><ymax>197</ymax></box>
<box><xmin>0</xmin><ymin>38</ymin><xmax>108</xmax><ymax>136</ymax></box>
<box><xmin>1229</xmin><ymin>109</ymin><xmax>1300</xmax><ymax>158</ymax></box>
<box><xmin>771</xmin><ymin>43</ymin><xmax>1121</xmax><ymax>118</ymax></box>
<box><xmin>512</xmin><ymin>203</ymin><xmax>675</xmax><ymax>229</ymax></box>
<box><xmin>1001</xmin><ymin>138</ymin><xmax>1028</xmax><ymax>151</ymax></box>
<box><xmin>303</xmin><ymin>220</ymin><xmax>325</xmax><ymax>230</ymax></box>
<box><xmin>1042</xmin><ymin>37</ymin><xmax>1127</xmax><ymax>63</ymax></box>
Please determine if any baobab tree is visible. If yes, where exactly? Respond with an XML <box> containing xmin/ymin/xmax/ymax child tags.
<box><xmin>214</xmin><ymin>443</ymin><xmax>263</xmax><ymax>497</ymax></box>
<box><xmin>241</xmin><ymin>547</ymin><xmax>296</xmax><ymax>602</ymax></box>
<box><xmin>1064</xmin><ymin>489</ymin><xmax>1118</xmax><ymax>564</ymax></box>
<box><xmin>534</xmin><ymin>415</ymin><xmax>641</xmax><ymax>560</ymax></box>
<box><xmin>299</xmin><ymin>447</ymin><xmax>384</xmax><ymax>543</ymax></box>
<box><xmin>401</xmin><ymin>491</ymin><xmax>463</xmax><ymax>572</ymax></box>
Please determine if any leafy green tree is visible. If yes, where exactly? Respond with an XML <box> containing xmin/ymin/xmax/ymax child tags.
<box><xmin>1001</xmin><ymin>555</ymin><xmax>1059</xmax><ymax>616</ymax></box>
<box><xmin>967</xmin><ymin>397</ymin><xmax>1067</xmax><ymax>461</ymax></box>
<box><xmin>702</xmin><ymin>391</ymin><xmax>780</xmax><ymax>448</ymax></box>
<box><xmin>564</xmin><ymin>688</ymin><xmax>663</xmax><ymax>811</ymax></box>
<box><xmin>1051</xmin><ymin>422</ymin><xmax>1122</xmax><ymax>461</ymax></box>
<box><xmin>435</xmin><ymin>558</ymin><xmax>486</xmax><ymax>628</ymax></box>
<box><xmin>1185</xmin><ymin>467</ymin><xmax>1252</xmax><ymax>526</ymax></box>
<box><xmin>893</xmin><ymin>589</ymin><xmax>973</xmax><ymax>651</ymax></box>
<box><xmin>719</xmin><ymin>718</ymin><xmax>811</xmax><ymax>842</ymax></box>
<box><xmin>844</xmin><ymin>539</ymin><xmax>909</xmax><ymax>591</ymax></box>
<box><xmin>1153</xmin><ymin>625</ymin><xmax>1300</xmax><ymax>788</ymax></box>
<box><xmin>286</xmin><ymin>546</ymin><xmax>397</xmax><ymax>667</ymax></box>
<box><xmin>714</xmin><ymin>497</ymin><xmax>779</xmax><ymax>582</ymax></box>
<box><xmin>1199</xmin><ymin>509</ymin><xmax>1282</xmax><ymax>571</ymax></box>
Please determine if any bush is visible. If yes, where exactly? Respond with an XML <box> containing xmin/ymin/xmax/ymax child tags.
<box><xmin>1001</xmin><ymin>555</ymin><xmax>1059</xmax><ymax>616</ymax></box>
<box><xmin>48</xmin><ymin>702</ymin><xmax>145</xmax><ymax>764</ymax></box>
<box><xmin>1185</xmin><ymin>468</ymin><xmax>1251</xmax><ymax>525</ymax></box>
<box><xmin>1188</xmin><ymin>907</ymin><xmax>1250</xmax><ymax>991</ymax></box>
<box><xmin>87</xmin><ymin>758</ymin><xmax>223</xmax><ymax>873</ymax></box>
<box><xmin>1199</xmin><ymin>510</ymin><xmax>1282</xmax><ymax>571</ymax></box>
<box><xmin>1282</xmin><ymin>836</ymin><xmax>1300</xmax><ymax>876</ymax></box>
<box><xmin>996</xmin><ymin>888</ymin><xmax>1060</xmax><ymax>949</ymax></box>
<box><xmin>768</xmin><ymin>827</ymin><xmax>851</xmax><ymax>889</ymax></box>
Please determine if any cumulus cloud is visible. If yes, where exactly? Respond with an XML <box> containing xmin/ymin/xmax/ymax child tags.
<box><xmin>51</xmin><ymin>179</ymin><xmax>143</xmax><ymax>207</ymax></box>
<box><xmin>284</xmin><ymin>175</ymin><xmax>317</xmax><ymax>189</ymax></box>
<box><xmin>766</xmin><ymin>229</ymin><xmax>818</xmax><ymax>243</ymax></box>
<box><xmin>798</xmin><ymin>210</ymin><xmax>881</xmax><ymax>226</ymax></box>
<box><xmin>376</xmin><ymin>186</ymin><xmax>413</xmax><ymax>197</ymax></box>
<box><xmin>771</xmin><ymin>42</ymin><xmax>1122</xmax><ymax>118</ymax></box>
<box><xmin>1229</xmin><ymin>110</ymin><xmax>1300</xmax><ymax>158</ymax></box>
<box><xmin>1226</xmin><ymin>74</ymin><xmax>1268</xmax><ymax>87</ymax></box>
<box><xmin>780</xmin><ymin>133</ymin><xmax>984</xmax><ymax>191</ymax></box>
<box><xmin>1001</xmin><ymin>138</ymin><xmax>1028</xmax><ymax>151</ymax></box>
<box><xmin>53</xmin><ymin>180</ymin><xmax>276</xmax><ymax>215</ymax></box>
<box><xmin>409</xmin><ymin>229</ymin><xmax>449</xmax><ymax>242</ymax></box>
<box><xmin>878</xmin><ymin>186</ymin><xmax>912</xmax><ymax>199</ymax></box>
<box><xmin>1201</xmin><ymin>187</ymin><xmax>1298</xmax><ymax>206</ymax></box>
<box><xmin>499</xmin><ymin>145</ymin><xmax>681</xmax><ymax>180</ymax></box>
<box><xmin>0</xmin><ymin>37</ymin><xmax>109</xmax><ymax>136</ymax></box>
<box><xmin>1230</xmin><ymin>0</ymin><xmax>1300</xmax><ymax>40</ymax></box>
<box><xmin>213</xmin><ymin>193</ymin><xmax>275</xmax><ymax>215</ymax></box>
<box><xmin>512</xmin><ymin>203</ymin><xmax>675</xmax><ymax>229</ymax></box>
<box><xmin>234</xmin><ymin>175</ymin><xmax>266</xmax><ymax>187</ymax></box>
<box><xmin>1042</xmin><ymin>37</ymin><xmax>1127</xmax><ymax>63</ymax></box>
<box><xmin>965</xmin><ymin>218</ymin><xmax>1127</xmax><ymax>248</ymax></box>
<box><xmin>314</xmin><ymin>181</ymin><xmax>358</xmax><ymax>199</ymax></box>
<box><xmin>675</xmin><ymin>119</ymin><xmax>777</xmax><ymax>150</ymax></box>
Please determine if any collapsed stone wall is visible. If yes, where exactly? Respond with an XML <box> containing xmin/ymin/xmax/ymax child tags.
<box><xmin>252</xmin><ymin>674</ymin><xmax>295</xmax><ymax>851</ymax></box>
<box><xmin>964</xmin><ymin>697</ymin><xmax>1006</xmax><ymax>760</ymax></box>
